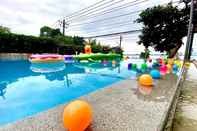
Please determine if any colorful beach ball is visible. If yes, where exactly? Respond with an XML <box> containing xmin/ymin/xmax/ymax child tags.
<box><xmin>63</xmin><ymin>100</ymin><xmax>92</xmax><ymax>131</ymax></box>
<box><xmin>150</xmin><ymin>69</ymin><xmax>161</xmax><ymax>79</ymax></box>
<box><xmin>139</xmin><ymin>74</ymin><xmax>153</xmax><ymax>86</ymax></box>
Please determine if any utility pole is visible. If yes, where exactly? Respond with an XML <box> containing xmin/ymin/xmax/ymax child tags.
<box><xmin>119</xmin><ymin>35</ymin><xmax>123</xmax><ymax>58</ymax></box>
<box><xmin>184</xmin><ymin>0</ymin><xmax>195</xmax><ymax>61</ymax></box>
<box><xmin>62</xmin><ymin>19</ymin><xmax>65</xmax><ymax>36</ymax></box>
<box><xmin>119</xmin><ymin>35</ymin><xmax>122</xmax><ymax>49</ymax></box>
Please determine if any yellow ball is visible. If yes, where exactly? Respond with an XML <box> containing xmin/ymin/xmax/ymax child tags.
<box><xmin>185</xmin><ymin>62</ymin><xmax>190</xmax><ymax>69</ymax></box>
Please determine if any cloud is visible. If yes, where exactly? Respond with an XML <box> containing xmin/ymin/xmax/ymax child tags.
<box><xmin>0</xmin><ymin>0</ymin><xmax>95</xmax><ymax>35</ymax></box>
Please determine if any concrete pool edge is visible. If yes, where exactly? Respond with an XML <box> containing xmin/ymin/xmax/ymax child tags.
<box><xmin>163</xmin><ymin>67</ymin><xmax>187</xmax><ymax>131</ymax></box>
<box><xmin>0</xmin><ymin>74</ymin><xmax>180</xmax><ymax>131</ymax></box>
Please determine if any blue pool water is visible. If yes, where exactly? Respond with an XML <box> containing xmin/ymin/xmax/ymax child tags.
<box><xmin>0</xmin><ymin>60</ymin><xmax>140</xmax><ymax>125</ymax></box>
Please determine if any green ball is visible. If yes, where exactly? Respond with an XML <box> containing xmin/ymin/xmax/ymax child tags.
<box><xmin>141</xmin><ymin>63</ymin><xmax>147</xmax><ymax>70</ymax></box>
<box><xmin>132</xmin><ymin>64</ymin><xmax>137</xmax><ymax>70</ymax></box>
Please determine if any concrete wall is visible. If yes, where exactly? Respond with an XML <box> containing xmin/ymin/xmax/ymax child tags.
<box><xmin>0</xmin><ymin>53</ymin><xmax>30</xmax><ymax>60</ymax></box>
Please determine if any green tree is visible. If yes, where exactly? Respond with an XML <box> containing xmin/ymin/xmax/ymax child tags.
<box><xmin>0</xmin><ymin>26</ymin><xmax>11</xmax><ymax>33</ymax></box>
<box><xmin>40</xmin><ymin>26</ymin><xmax>61</xmax><ymax>37</ymax></box>
<box><xmin>136</xmin><ymin>3</ymin><xmax>189</xmax><ymax>58</ymax></box>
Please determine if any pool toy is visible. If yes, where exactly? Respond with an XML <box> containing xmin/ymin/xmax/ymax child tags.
<box><xmin>147</xmin><ymin>61</ymin><xmax>153</xmax><ymax>69</ymax></box>
<box><xmin>123</xmin><ymin>55</ymin><xmax>129</xmax><ymax>60</ymax></box>
<box><xmin>168</xmin><ymin>58</ymin><xmax>174</xmax><ymax>65</ymax></box>
<box><xmin>29</xmin><ymin>54</ymin><xmax>64</xmax><ymax>63</ymax></box>
<box><xmin>141</xmin><ymin>63</ymin><xmax>148</xmax><ymax>72</ymax></box>
<box><xmin>185</xmin><ymin>62</ymin><xmax>190</xmax><ymax>69</ymax></box>
<box><xmin>176</xmin><ymin>61</ymin><xmax>182</xmax><ymax>68</ymax></box>
<box><xmin>148</xmin><ymin>58</ymin><xmax>152</xmax><ymax>63</ymax></box>
<box><xmin>64</xmin><ymin>55</ymin><xmax>74</xmax><ymax>63</ymax></box>
<box><xmin>157</xmin><ymin>58</ymin><xmax>163</xmax><ymax>65</ymax></box>
<box><xmin>128</xmin><ymin>63</ymin><xmax>132</xmax><ymax>70</ymax></box>
<box><xmin>112</xmin><ymin>60</ymin><xmax>116</xmax><ymax>65</ymax></box>
<box><xmin>166</xmin><ymin>64</ymin><xmax>172</xmax><ymax>73</ymax></box>
<box><xmin>63</xmin><ymin>100</ymin><xmax>92</xmax><ymax>131</ymax></box>
<box><xmin>150</xmin><ymin>69</ymin><xmax>161</xmax><ymax>79</ymax></box>
<box><xmin>139</xmin><ymin>74</ymin><xmax>153</xmax><ymax>86</ymax></box>
<box><xmin>102</xmin><ymin>60</ymin><xmax>108</xmax><ymax>65</ymax></box>
<box><xmin>160</xmin><ymin>64</ymin><xmax>167</xmax><ymax>75</ymax></box>
<box><xmin>84</xmin><ymin>45</ymin><xmax>92</xmax><ymax>54</ymax></box>
<box><xmin>74</xmin><ymin>53</ymin><xmax>121</xmax><ymax>62</ymax></box>
<box><xmin>173</xmin><ymin>64</ymin><xmax>178</xmax><ymax>71</ymax></box>
<box><xmin>132</xmin><ymin>64</ymin><xmax>137</xmax><ymax>71</ymax></box>
<box><xmin>152</xmin><ymin>61</ymin><xmax>160</xmax><ymax>68</ymax></box>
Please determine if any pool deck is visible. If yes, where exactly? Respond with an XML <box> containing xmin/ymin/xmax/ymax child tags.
<box><xmin>0</xmin><ymin>74</ymin><xmax>179</xmax><ymax>131</ymax></box>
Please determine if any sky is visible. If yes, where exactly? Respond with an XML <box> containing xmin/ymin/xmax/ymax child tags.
<box><xmin>0</xmin><ymin>0</ymin><xmax>196</xmax><ymax>54</ymax></box>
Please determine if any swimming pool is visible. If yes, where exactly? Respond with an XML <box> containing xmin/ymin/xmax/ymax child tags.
<box><xmin>0</xmin><ymin>59</ymin><xmax>141</xmax><ymax>125</ymax></box>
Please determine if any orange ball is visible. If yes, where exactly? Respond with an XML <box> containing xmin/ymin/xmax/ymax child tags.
<box><xmin>166</xmin><ymin>64</ymin><xmax>172</xmax><ymax>72</ymax></box>
<box><xmin>139</xmin><ymin>74</ymin><xmax>153</xmax><ymax>86</ymax></box>
<box><xmin>168</xmin><ymin>58</ymin><xmax>174</xmax><ymax>65</ymax></box>
<box><xmin>63</xmin><ymin>100</ymin><xmax>92</xmax><ymax>131</ymax></box>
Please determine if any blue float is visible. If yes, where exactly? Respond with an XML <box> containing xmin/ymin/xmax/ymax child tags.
<box><xmin>128</xmin><ymin>63</ymin><xmax>132</xmax><ymax>70</ymax></box>
<box><xmin>150</xmin><ymin>69</ymin><xmax>161</xmax><ymax>79</ymax></box>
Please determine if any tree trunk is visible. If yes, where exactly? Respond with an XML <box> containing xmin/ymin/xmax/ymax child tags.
<box><xmin>168</xmin><ymin>40</ymin><xmax>183</xmax><ymax>58</ymax></box>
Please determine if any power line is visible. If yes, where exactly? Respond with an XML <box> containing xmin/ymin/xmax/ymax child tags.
<box><xmin>66</xmin><ymin>0</ymin><xmax>147</xmax><ymax>23</ymax></box>
<box><xmin>67</xmin><ymin>0</ymin><xmax>180</xmax><ymax>27</ymax></box>
<box><xmin>65</xmin><ymin>0</ymin><xmax>115</xmax><ymax>18</ymax></box>
<box><xmin>83</xmin><ymin>29</ymin><xmax>142</xmax><ymax>39</ymax></box>
<box><xmin>68</xmin><ymin>10</ymin><xmax>142</xmax><ymax>27</ymax></box>
<box><xmin>66</xmin><ymin>0</ymin><xmax>123</xmax><ymax>20</ymax></box>
<box><xmin>52</xmin><ymin>0</ymin><xmax>114</xmax><ymax>28</ymax></box>
<box><xmin>68</xmin><ymin>25</ymin><xmax>140</xmax><ymax>37</ymax></box>
<box><xmin>67</xmin><ymin>20</ymin><xmax>135</xmax><ymax>31</ymax></box>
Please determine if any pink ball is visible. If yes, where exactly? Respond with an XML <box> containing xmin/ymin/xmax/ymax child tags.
<box><xmin>160</xmin><ymin>64</ymin><xmax>167</xmax><ymax>75</ymax></box>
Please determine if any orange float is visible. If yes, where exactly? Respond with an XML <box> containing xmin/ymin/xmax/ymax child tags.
<box><xmin>139</xmin><ymin>74</ymin><xmax>153</xmax><ymax>86</ymax></box>
<box><xmin>63</xmin><ymin>100</ymin><xmax>92</xmax><ymax>131</ymax></box>
<box><xmin>84</xmin><ymin>45</ymin><xmax>92</xmax><ymax>54</ymax></box>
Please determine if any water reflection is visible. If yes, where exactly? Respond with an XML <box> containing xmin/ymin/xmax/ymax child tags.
<box><xmin>0</xmin><ymin>82</ymin><xmax>7</xmax><ymax>99</ymax></box>
<box><xmin>30</xmin><ymin>62</ymin><xmax>65</xmax><ymax>73</ymax></box>
<box><xmin>134</xmin><ymin>74</ymin><xmax>178</xmax><ymax>102</ymax></box>
<box><xmin>30</xmin><ymin>61</ymin><xmax>121</xmax><ymax>88</ymax></box>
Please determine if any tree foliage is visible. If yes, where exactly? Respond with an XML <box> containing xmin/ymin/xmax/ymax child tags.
<box><xmin>0</xmin><ymin>26</ymin><xmax>11</xmax><ymax>34</ymax></box>
<box><xmin>136</xmin><ymin>3</ymin><xmax>189</xmax><ymax>58</ymax></box>
<box><xmin>0</xmin><ymin>26</ymin><xmax>119</xmax><ymax>54</ymax></box>
<box><xmin>40</xmin><ymin>26</ymin><xmax>61</xmax><ymax>37</ymax></box>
